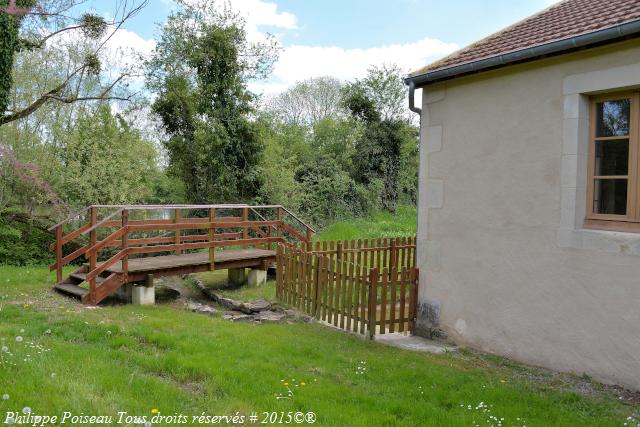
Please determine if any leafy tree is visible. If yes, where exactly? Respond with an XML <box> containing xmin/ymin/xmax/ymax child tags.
<box><xmin>358</xmin><ymin>64</ymin><xmax>409</xmax><ymax>121</ymax></box>
<box><xmin>342</xmin><ymin>65</ymin><xmax>418</xmax><ymax>213</ymax></box>
<box><xmin>58</xmin><ymin>104</ymin><xmax>159</xmax><ymax>206</ymax></box>
<box><xmin>147</xmin><ymin>0</ymin><xmax>278</xmax><ymax>203</ymax></box>
<box><xmin>295</xmin><ymin>156</ymin><xmax>374</xmax><ymax>227</ymax></box>
<box><xmin>0</xmin><ymin>0</ymin><xmax>148</xmax><ymax>126</ymax></box>
<box><xmin>266</xmin><ymin>76</ymin><xmax>345</xmax><ymax>125</ymax></box>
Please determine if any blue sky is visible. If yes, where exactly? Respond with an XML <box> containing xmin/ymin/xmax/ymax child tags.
<box><xmin>89</xmin><ymin>0</ymin><xmax>559</xmax><ymax>94</ymax></box>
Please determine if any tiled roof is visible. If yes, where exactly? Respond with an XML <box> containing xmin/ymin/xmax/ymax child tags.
<box><xmin>410</xmin><ymin>0</ymin><xmax>640</xmax><ymax>77</ymax></box>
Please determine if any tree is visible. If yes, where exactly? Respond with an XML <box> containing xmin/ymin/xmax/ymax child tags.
<box><xmin>358</xmin><ymin>64</ymin><xmax>409</xmax><ymax>122</ymax></box>
<box><xmin>58</xmin><ymin>104</ymin><xmax>159</xmax><ymax>207</ymax></box>
<box><xmin>146</xmin><ymin>0</ymin><xmax>278</xmax><ymax>203</ymax></box>
<box><xmin>266</xmin><ymin>76</ymin><xmax>345</xmax><ymax>125</ymax></box>
<box><xmin>342</xmin><ymin>65</ymin><xmax>418</xmax><ymax>213</ymax></box>
<box><xmin>0</xmin><ymin>0</ymin><xmax>148</xmax><ymax>126</ymax></box>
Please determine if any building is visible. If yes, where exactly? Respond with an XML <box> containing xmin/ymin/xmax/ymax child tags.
<box><xmin>405</xmin><ymin>0</ymin><xmax>640</xmax><ymax>389</ymax></box>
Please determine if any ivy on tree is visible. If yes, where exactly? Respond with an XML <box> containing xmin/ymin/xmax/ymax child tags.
<box><xmin>146</xmin><ymin>0</ymin><xmax>279</xmax><ymax>203</ymax></box>
<box><xmin>0</xmin><ymin>0</ymin><xmax>147</xmax><ymax>126</ymax></box>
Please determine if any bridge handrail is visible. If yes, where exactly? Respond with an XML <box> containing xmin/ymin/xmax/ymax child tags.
<box><xmin>49</xmin><ymin>204</ymin><xmax>315</xmax><ymax>288</ymax></box>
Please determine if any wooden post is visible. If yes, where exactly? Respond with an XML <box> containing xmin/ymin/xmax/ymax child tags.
<box><xmin>122</xmin><ymin>209</ymin><xmax>129</xmax><ymax>280</ymax></box>
<box><xmin>277</xmin><ymin>207</ymin><xmax>283</xmax><ymax>246</ymax></box>
<box><xmin>55</xmin><ymin>225</ymin><xmax>63</xmax><ymax>283</ymax></box>
<box><xmin>409</xmin><ymin>268</ymin><xmax>419</xmax><ymax>334</ymax></box>
<box><xmin>208</xmin><ymin>208</ymin><xmax>215</xmax><ymax>271</ymax></box>
<box><xmin>242</xmin><ymin>207</ymin><xmax>249</xmax><ymax>248</ymax></box>
<box><xmin>174</xmin><ymin>208</ymin><xmax>182</xmax><ymax>255</ymax></box>
<box><xmin>305</xmin><ymin>228</ymin><xmax>312</xmax><ymax>253</ymax></box>
<box><xmin>391</xmin><ymin>239</ymin><xmax>397</xmax><ymax>272</ymax></box>
<box><xmin>368</xmin><ymin>268</ymin><xmax>378</xmax><ymax>340</ymax></box>
<box><xmin>89</xmin><ymin>207</ymin><xmax>97</xmax><ymax>293</ymax></box>
<box><xmin>336</xmin><ymin>241</ymin><xmax>342</xmax><ymax>262</ymax></box>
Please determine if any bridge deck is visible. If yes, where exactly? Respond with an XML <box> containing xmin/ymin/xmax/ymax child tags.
<box><xmin>103</xmin><ymin>248</ymin><xmax>276</xmax><ymax>282</ymax></box>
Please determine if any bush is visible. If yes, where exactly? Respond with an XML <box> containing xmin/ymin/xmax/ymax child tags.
<box><xmin>0</xmin><ymin>209</ymin><xmax>54</xmax><ymax>265</ymax></box>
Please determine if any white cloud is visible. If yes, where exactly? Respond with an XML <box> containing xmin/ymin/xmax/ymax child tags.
<box><xmin>251</xmin><ymin>37</ymin><xmax>458</xmax><ymax>95</ymax></box>
<box><xmin>228</xmin><ymin>0</ymin><xmax>297</xmax><ymax>30</ymax></box>
<box><xmin>166</xmin><ymin>0</ymin><xmax>296</xmax><ymax>42</ymax></box>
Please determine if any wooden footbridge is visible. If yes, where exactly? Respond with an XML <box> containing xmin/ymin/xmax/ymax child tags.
<box><xmin>49</xmin><ymin>205</ymin><xmax>314</xmax><ymax>305</ymax></box>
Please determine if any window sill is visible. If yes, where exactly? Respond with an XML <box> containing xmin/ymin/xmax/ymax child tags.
<box><xmin>584</xmin><ymin>219</ymin><xmax>640</xmax><ymax>233</ymax></box>
<box><xmin>557</xmin><ymin>227</ymin><xmax>640</xmax><ymax>256</ymax></box>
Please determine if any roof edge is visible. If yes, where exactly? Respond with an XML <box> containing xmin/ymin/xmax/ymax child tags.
<box><xmin>405</xmin><ymin>19</ymin><xmax>640</xmax><ymax>87</ymax></box>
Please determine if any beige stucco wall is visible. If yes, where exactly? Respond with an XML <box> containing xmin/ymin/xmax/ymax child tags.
<box><xmin>416</xmin><ymin>39</ymin><xmax>640</xmax><ymax>389</ymax></box>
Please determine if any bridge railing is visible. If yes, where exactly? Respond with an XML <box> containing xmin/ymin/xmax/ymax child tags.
<box><xmin>48</xmin><ymin>204</ymin><xmax>315</xmax><ymax>288</ymax></box>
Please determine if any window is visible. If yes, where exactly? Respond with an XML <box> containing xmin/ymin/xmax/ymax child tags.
<box><xmin>586</xmin><ymin>92</ymin><xmax>640</xmax><ymax>231</ymax></box>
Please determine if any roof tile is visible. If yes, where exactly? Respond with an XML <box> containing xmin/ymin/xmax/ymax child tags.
<box><xmin>411</xmin><ymin>0</ymin><xmax>640</xmax><ymax>77</ymax></box>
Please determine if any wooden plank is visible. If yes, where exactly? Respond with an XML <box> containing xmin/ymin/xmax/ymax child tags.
<box><xmin>359</xmin><ymin>264</ymin><xmax>367</xmax><ymax>335</ymax></box>
<box><xmin>399</xmin><ymin>267</ymin><xmax>407</xmax><ymax>333</ymax></box>
<box><xmin>128</xmin><ymin>220</ymin><xmax>280</xmax><ymax>232</ymax></box>
<box><xmin>174</xmin><ymin>209</ymin><xmax>182</xmax><ymax>255</ymax></box>
<box><xmin>55</xmin><ymin>225</ymin><xmax>63</xmax><ymax>282</ymax></box>
<box><xmin>48</xmin><ymin>222</ymin><xmax>91</xmax><ymax>251</ymax></box>
<box><xmin>320</xmin><ymin>255</ymin><xmax>328</xmax><ymax>321</ymax></box>
<box><xmin>306</xmin><ymin>251</ymin><xmax>313</xmax><ymax>312</ymax></box>
<box><xmin>276</xmin><ymin>245</ymin><xmax>282</xmax><ymax>298</ymax></box>
<box><xmin>296</xmin><ymin>248</ymin><xmax>303</xmax><ymax>308</ymax></box>
<box><xmin>368</xmin><ymin>268</ymin><xmax>378</xmax><ymax>339</ymax></box>
<box><xmin>346</xmin><ymin>260</ymin><xmax>354</xmax><ymax>331</ymax></box>
<box><xmin>209</xmin><ymin>208</ymin><xmax>215</xmax><ymax>271</ymax></box>
<box><xmin>380</xmin><ymin>267</ymin><xmax>388</xmax><ymax>334</ymax></box>
<box><xmin>85</xmin><ymin>227</ymin><xmax>127</xmax><ymax>257</ymax></box>
<box><xmin>340</xmin><ymin>259</ymin><xmax>348</xmax><ymax>329</ymax></box>
<box><xmin>409</xmin><ymin>268</ymin><xmax>418</xmax><ymax>334</ymax></box>
<box><xmin>49</xmin><ymin>244</ymin><xmax>89</xmax><ymax>272</ymax></box>
<box><xmin>89</xmin><ymin>207</ymin><xmax>97</xmax><ymax>293</ymax></box>
<box><xmin>353</xmin><ymin>261</ymin><xmax>360</xmax><ymax>333</ymax></box>
<box><xmin>310</xmin><ymin>254</ymin><xmax>320</xmax><ymax>319</ymax></box>
<box><xmin>279</xmin><ymin>222</ymin><xmax>307</xmax><ymax>243</ymax></box>
<box><xmin>382</xmin><ymin>237</ymin><xmax>388</xmax><ymax>271</ymax></box>
<box><xmin>389</xmin><ymin>267</ymin><xmax>397</xmax><ymax>333</ymax></box>
<box><xmin>333</xmin><ymin>246</ymin><xmax>341</xmax><ymax>326</ymax></box>
<box><xmin>122</xmin><ymin>210</ymin><xmax>129</xmax><ymax>278</ymax></box>
<box><xmin>242</xmin><ymin>208</ymin><xmax>249</xmax><ymax>248</ymax></box>
<box><xmin>87</xmin><ymin>249</ymin><xmax>128</xmax><ymax>280</ymax></box>
<box><xmin>126</xmin><ymin>237</ymin><xmax>280</xmax><ymax>255</ymax></box>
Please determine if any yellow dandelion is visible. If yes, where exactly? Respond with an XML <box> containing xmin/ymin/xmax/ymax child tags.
<box><xmin>283</xmin><ymin>382</ymin><xmax>289</xmax><ymax>386</ymax></box>
<box><xmin>151</xmin><ymin>408</ymin><xmax>159</xmax><ymax>414</ymax></box>
<box><xmin>300</xmin><ymin>382</ymin><xmax>306</xmax><ymax>386</ymax></box>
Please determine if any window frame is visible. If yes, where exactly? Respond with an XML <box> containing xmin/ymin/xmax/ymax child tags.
<box><xmin>585</xmin><ymin>92</ymin><xmax>640</xmax><ymax>232</ymax></box>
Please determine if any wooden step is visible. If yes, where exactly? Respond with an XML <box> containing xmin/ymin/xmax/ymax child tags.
<box><xmin>54</xmin><ymin>283</ymin><xmax>89</xmax><ymax>299</ymax></box>
<box><xmin>70</xmin><ymin>272</ymin><xmax>106</xmax><ymax>284</ymax></box>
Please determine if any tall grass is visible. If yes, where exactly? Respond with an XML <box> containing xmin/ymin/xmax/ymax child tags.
<box><xmin>316</xmin><ymin>205</ymin><xmax>416</xmax><ymax>242</ymax></box>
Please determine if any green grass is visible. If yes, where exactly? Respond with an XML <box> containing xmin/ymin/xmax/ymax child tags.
<box><xmin>315</xmin><ymin>206</ymin><xmax>417</xmax><ymax>242</ymax></box>
<box><xmin>0</xmin><ymin>265</ymin><xmax>637</xmax><ymax>426</ymax></box>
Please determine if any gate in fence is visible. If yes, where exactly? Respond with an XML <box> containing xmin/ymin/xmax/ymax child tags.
<box><xmin>275</xmin><ymin>238</ymin><xmax>419</xmax><ymax>338</ymax></box>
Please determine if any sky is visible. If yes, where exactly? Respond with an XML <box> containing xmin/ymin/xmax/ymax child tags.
<box><xmin>86</xmin><ymin>0</ymin><xmax>561</xmax><ymax>97</ymax></box>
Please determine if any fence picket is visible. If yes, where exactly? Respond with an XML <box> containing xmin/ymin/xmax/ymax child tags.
<box><xmin>275</xmin><ymin>239</ymin><xmax>416</xmax><ymax>339</ymax></box>
<box><xmin>399</xmin><ymin>267</ymin><xmax>407</xmax><ymax>333</ymax></box>
<box><xmin>380</xmin><ymin>267</ymin><xmax>388</xmax><ymax>334</ymax></box>
<box><xmin>389</xmin><ymin>267</ymin><xmax>397</xmax><ymax>333</ymax></box>
<box><xmin>368</xmin><ymin>268</ymin><xmax>378</xmax><ymax>339</ymax></box>
<box><xmin>409</xmin><ymin>268</ymin><xmax>418</xmax><ymax>334</ymax></box>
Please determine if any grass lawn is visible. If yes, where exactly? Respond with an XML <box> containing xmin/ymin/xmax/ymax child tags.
<box><xmin>315</xmin><ymin>206</ymin><xmax>416</xmax><ymax>242</ymax></box>
<box><xmin>0</xmin><ymin>265</ymin><xmax>638</xmax><ymax>426</ymax></box>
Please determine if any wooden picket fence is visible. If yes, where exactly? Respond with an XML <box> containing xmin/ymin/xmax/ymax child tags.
<box><xmin>275</xmin><ymin>238</ymin><xmax>418</xmax><ymax>338</ymax></box>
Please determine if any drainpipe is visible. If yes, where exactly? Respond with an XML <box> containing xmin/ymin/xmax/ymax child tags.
<box><xmin>408</xmin><ymin>80</ymin><xmax>421</xmax><ymax>117</ymax></box>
